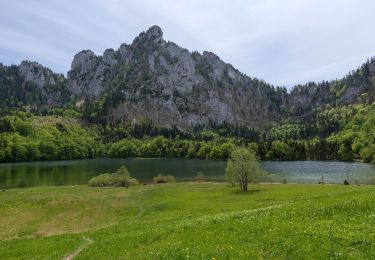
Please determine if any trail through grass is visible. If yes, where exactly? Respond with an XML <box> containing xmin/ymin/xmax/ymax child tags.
<box><xmin>63</xmin><ymin>236</ymin><xmax>93</xmax><ymax>260</ymax></box>
<box><xmin>1</xmin><ymin>183</ymin><xmax>375</xmax><ymax>259</ymax></box>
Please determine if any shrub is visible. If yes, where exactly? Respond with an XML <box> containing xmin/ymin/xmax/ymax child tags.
<box><xmin>113</xmin><ymin>175</ymin><xmax>139</xmax><ymax>187</ymax></box>
<box><xmin>114</xmin><ymin>165</ymin><xmax>130</xmax><ymax>177</ymax></box>
<box><xmin>195</xmin><ymin>171</ymin><xmax>205</xmax><ymax>182</ymax></box>
<box><xmin>153</xmin><ymin>174</ymin><xmax>176</xmax><ymax>184</ymax></box>
<box><xmin>88</xmin><ymin>165</ymin><xmax>139</xmax><ymax>187</ymax></box>
<box><xmin>88</xmin><ymin>173</ymin><xmax>115</xmax><ymax>187</ymax></box>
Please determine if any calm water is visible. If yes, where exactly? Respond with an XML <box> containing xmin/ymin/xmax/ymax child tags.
<box><xmin>0</xmin><ymin>158</ymin><xmax>374</xmax><ymax>188</ymax></box>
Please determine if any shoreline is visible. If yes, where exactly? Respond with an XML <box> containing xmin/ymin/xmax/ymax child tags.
<box><xmin>0</xmin><ymin>157</ymin><xmax>367</xmax><ymax>165</ymax></box>
<box><xmin>1</xmin><ymin>181</ymin><xmax>369</xmax><ymax>191</ymax></box>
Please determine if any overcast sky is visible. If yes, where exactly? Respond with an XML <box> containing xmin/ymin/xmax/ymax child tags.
<box><xmin>0</xmin><ymin>0</ymin><xmax>374</xmax><ymax>88</ymax></box>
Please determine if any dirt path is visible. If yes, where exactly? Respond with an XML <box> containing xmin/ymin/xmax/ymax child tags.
<box><xmin>176</xmin><ymin>202</ymin><xmax>293</xmax><ymax>228</ymax></box>
<box><xmin>63</xmin><ymin>236</ymin><xmax>93</xmax><ymax>260</ymax></box>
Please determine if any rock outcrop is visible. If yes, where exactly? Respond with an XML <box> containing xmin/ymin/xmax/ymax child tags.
<box><xmin>67</xmin><ymin>25</ymin><xmax>287</xmax><ymax>129</ymax></box>
<box><xmin>1</xmin><ymin>25</ymin><xmax>374</xmax><ymax>129</ymax></box>
<box><xmin>0</xmin><ymin>61</ymin><xmax>69</xmax><ymax>110</ymax></box>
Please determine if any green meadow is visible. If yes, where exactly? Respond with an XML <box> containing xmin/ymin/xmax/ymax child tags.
<box><xmin>1</xmin><ymin>183</ymin><xmax>375</xmax><ymax>259</ymax></box>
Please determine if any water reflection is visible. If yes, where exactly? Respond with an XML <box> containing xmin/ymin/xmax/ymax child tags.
<box><xmin>0</xmin><ymin>159</ymin><xmax>374</xmax><ymax>188</ymax></box>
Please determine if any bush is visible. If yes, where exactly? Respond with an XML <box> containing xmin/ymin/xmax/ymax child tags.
<box><xmin>88</xmin><ymin>173</ymin><xmax>115</xmax><ymax>187</ymax></box>
<box><xmin>113</xmin><ymin>165</ymin><xmax>130</xmax><ymax>178</ymax></box>
<box><xmin>113</xmin><ymin>175</ymin><xmax>139</xmax><ymax>187</ymax></box>
<box><xmin>195</xmin><ymin>171</ymin><xmax>205</xmax><ymax>182</ymax></box>
<box><xmin>89</xmin><ymin>165</ymin><xmax>139</xmax><ymax>187</ymax></box>
<box><xmin>153</xmin><ymin>174</ymin><xmax>176</xmax><ymax>184</ymax></box>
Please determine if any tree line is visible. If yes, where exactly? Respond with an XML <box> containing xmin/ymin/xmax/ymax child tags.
<box><xmin>1</xmin><ymin>102</ymin><xmax>374</xmax><ymax>164</ymax></box>
<box><xmin>0</xmin><ymin>113</ymin><xmax>104</xmax><ymax>162</ymax></box>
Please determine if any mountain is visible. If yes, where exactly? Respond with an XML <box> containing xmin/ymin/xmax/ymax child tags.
<box><xmin>289</xmin><ymin>60</ymin><xmax>375</xmax><ymax>117</ymax></box>
<box><xmin>67</xmin><ymin>25</ymin><xmax>288</xmax><ymax>129</ymax></box>
<box><xmin>1</xmin><ymin>25</ymin><xmax>375</xmax><ymax>129</ymax></box>
<box><xmin>0</xmin><ymin>61</ymin><xmax>70</xmax><ymax>112</ymax></box>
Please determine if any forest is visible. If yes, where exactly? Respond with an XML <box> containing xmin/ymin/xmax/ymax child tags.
<box><xmin>1</xmin><ymin>101</ymin><xmax>374</xmax><ymax>164</ymax></box>
<box><xmin>1</xmin><ymin>55</ymin><xmax>375</xmax><ymax>164</ymax></box>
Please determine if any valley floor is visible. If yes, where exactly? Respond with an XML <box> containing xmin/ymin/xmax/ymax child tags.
<box><xmin>1</xmin><ymin>183</ymin><xmax>375</xmax><ymax>259</ymax></box>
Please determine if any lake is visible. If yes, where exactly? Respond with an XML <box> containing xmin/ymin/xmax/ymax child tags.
<box><xmin>0</xmin><ymin>158</ymin><xmax>374</xmax><ymax>188</ymax></box>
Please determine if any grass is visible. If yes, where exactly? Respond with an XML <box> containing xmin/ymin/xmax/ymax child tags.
<box><xmin>1</xmin><ymin>183</ymin><xmax>375</xmax><ymax>259</ymax></box>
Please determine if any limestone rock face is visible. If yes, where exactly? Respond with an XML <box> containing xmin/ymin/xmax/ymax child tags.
<box><xmin>15</xmin><ymin>61</ymin><xmax>69</xmax><ymax>108</ymax></box>
<box><xmin>68</xmin><ymin>50</ymin><xmax>100</xmax><ymax>98</ymax></box>
<box><xmin>2</xmin><ymin>25</ymin><xmax>374</xmax><ymax>129</ymax></box>
<box><xmin>18</xmin><ymin>61</ymin><xmax>56</xmax><ymax>88</ymax></box>
<box><xmin>67</xmin><ymin>25</ymin><xmax>287</xmax><ymax>129</ymax></box>
<box><xmin>288</xmin><ymin>59</ymin><xmax>375</xmax><ymax>116</ymax></box>
<box><xmin>67</xmin><ymin>25</ymin><xmax>375</xmax><ymax>128</ymax></box>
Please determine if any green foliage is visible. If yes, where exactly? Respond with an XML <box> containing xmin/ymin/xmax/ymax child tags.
<box><xmin>328</xmin><ymin>103</ymin><xmax>375</xmax><ymax>163</ymax></box>
<box><xmin>226</xmin><ymin>147</ymin><xmax>263</xmax><ymax>191</ymax></box>
<box><xmin>209</xmin><ymin>145</ymin><xmax>223</xmax><ymax>160</ymax></box>
<box><xmin>114</xmin><ymin>165</ymin><xmax>130</xmax><ymax>177</ymax></box>
<box><xmin>1</xmin><ymin>56</ymin><xmax>375</xmax><ymax>167</ymax></box>
<box><xmin>113</xmin><ymin>175</ymin><xmax>139</xmax><ymax>187</ymax></box>
<box><xmin>109</xmin><ymin>136</ymin><xmax>235</xmax><ymax>160</ymax></box>
<box><xmin>360</xmin><ymin>145</ymin><xmax>375</xmax><ymax>163</ymax></box>
<box><xmin>39</xmin><ymin>140</ymin><xmax>58</xmax><ymax>160</ymax></box>
<box><xmin>88</xmin><ymin>173</ymin><xmax>115</xmax><ymax>187</ymax></box>
<box><xmin>225</xmin><ymin>160</ymin><xmax>235</xmax><ymax>186</ymax></box>
<box><xmin>46</xmin><ymin>108</ymin><xmax>81</xmax><ymax>118</ymax></box>
<box><xmin>2</xmin><ymin>99</ymin><xmax>375</xmax><ymax>166</ymax></box>
<box><xmin>266</xmin><ymin>141</ymin><xmax>295</xmax><ymax>160</ymax></box>
<box><xmin>153</xmin><ymin>174</ymin><xmax>176</xmax><ymax>184</ymax></box>
<box><xmin>266</xmin><ymin>124</ymin><xmax>305</xmax><ymax>140</ymax></box>
<box><xmin>88</xmin><ymin>165</ymin><xmax>139</xmax><ymax>187</ymax></box>
<box><xmin>199</xmin><ymin>130</ymin><xmax>220</xmax><ymax>141</ymax></box>
<box><xmin>109</xmin><ymin>139</ymin><xmax>138</xmax><ymax>158</ymax></box>
<box><xmin>195</xmin><ymin>171</ymin><xmax>205</xmax><ymax>182</ymax></box>
<box><xmin>338</xmin><ymin>142</ymin><xmax>355</xmax><ymax>161</ymax></box>
<box><xmin>0</xmin><ymin>116</ymin><xmax>15</xmax><ymax>132</ymax></box>
<box><xmin>0</xmin><ymin>115</ymin><xmax>104</xmax><ymax>162</ymax></box>
<box><xmin>25</xmin><ymin>142</ymin><xmax>41</xmax><ymax>160</ymax></box>
<box><xmin>13</xmin><ymin>119</ymin><xmax>33</xmax><ymax>136</ymax></box>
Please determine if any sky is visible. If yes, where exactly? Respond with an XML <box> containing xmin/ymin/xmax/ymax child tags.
<box><xmin>0</xmin><ymin>0</ymin><xmax>374</xmax><ymax>88</ymax></box>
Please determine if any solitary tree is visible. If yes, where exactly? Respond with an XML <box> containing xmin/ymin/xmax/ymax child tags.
<box><xmin>226</xmin><ymin>147</ymin><xmax>262</xmax><ymax>192</ymax></box>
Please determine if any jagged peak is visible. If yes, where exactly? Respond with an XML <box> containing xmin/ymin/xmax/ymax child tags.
<box><xmin>71</xmin><ymin>50</ymin><xmax>97</xmax><ymax>70</ymax></box>
<box><xmin>17</xmin><ymin>60</ymin><xmax>58</xmax><ymax>88</ymax></box>
<box><xmin>145</xmin><ymin>25</ymin><xmax>163</xmax><ymax>38</ymax></box>
<box><xmin>132</xmin><ymin>25</ymin><xmax>164</xmax><ymax>47</ymax></box>
<box><xmin>74</xmin><ymin>49</ymin><xmax>96</xmax><ymax>58</ymax></box>
<box><xmin>103</xmin><ymin>48</ymin><xmax>115</xmax><ymax>55</ymax></box>
<box><xmin>20</xmin><ymin>60</ymin><xmax>42</xmax><ymax>68</ymax></box>
<box><xmin>19</xmin><ymin>60</ymin><xmax>54</xmax><ymax>74</ymax></box>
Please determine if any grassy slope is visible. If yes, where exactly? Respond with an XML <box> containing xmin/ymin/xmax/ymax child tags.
<box><xmin>1</xmin><ymin>183</ymin><xmax>375</xmax><ymax>259</ymax></box>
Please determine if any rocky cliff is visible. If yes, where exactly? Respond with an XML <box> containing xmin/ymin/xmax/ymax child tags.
<box><xmin>289</xmin><ymin>60</ymin><xmax>375</xmax><ymax>117</ymax></box>
<box><xmin>1</xmin><ymin>25</ymin><xmax>374</xmax><ymax>129</ymax></box>
<box><xmin>0</xmin><ymin>61</ymin><xmax>69</xmax><ymax>111</ymax></box>
<box><xmin>67</xmin><ymin>25</ymin><xmax>288</xmax><ymax>129</ymax></box>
